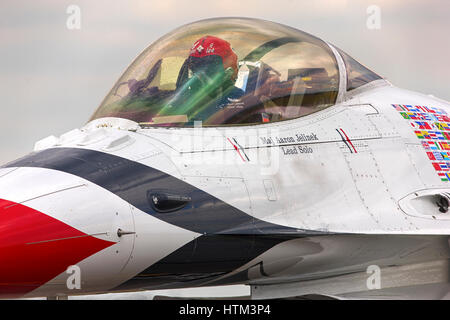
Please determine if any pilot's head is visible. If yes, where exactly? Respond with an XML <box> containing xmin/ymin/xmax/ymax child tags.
<box><xmin>187</xmin><ymin>36</ymin><xmax>238</xmax><ymax>92</ymax></box>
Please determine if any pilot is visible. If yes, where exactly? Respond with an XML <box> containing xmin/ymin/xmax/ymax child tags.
<box><xmin>184</xmin><ymin>36</ymin><xmax>244</xmax><ymax>119</ymax></box>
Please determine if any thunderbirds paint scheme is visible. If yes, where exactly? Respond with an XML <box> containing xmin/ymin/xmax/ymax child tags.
<box><xmin>2</xmin><ymin>18</ymin><xmax>450</xmax><ymax>300</ymax></box>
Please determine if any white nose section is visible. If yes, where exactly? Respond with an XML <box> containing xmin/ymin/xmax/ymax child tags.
<box><xmin>111</xmin><ymin>206</ymin><xmax>136</xmax><ymax>272</ymax></box>
<box><xmin>0</xmin><ymin>166</ymin><xmax>137</xmax><ymax>296</ymax></box>
<box><xmin>0</xmin><ymin>167</ymin><xmax>87</xmax><ymax>204</ymax></box>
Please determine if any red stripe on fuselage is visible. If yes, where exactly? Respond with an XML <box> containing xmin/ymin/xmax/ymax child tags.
<box><xmin>227</xmin><ymin>138</ymin><xmax>246</xmax><ymax>162</ymax></box>
<box><xmin>339</xmin><ymin>128</ymin><xmax>357</xmax><ymax>153</ymax></box>
<box><xmin>0</xmin><ymin>199</ymin><xmax>114</xmax><ymax>298</ymax></box>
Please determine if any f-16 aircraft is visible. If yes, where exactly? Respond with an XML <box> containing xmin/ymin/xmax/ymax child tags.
<box><xmin>2</xmin><ymin>17</ymin><xmax>450</xmax><ymax>300</ymax></box>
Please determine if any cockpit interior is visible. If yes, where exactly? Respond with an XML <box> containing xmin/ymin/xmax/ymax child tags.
<box><xmin>90</xmin><ymin>18</ymin><xmax>381</xmax><ymax>127</ymax></box>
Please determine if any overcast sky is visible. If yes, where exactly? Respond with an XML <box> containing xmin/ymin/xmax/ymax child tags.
<box><xmin>1</xmin><ymin>0</ymin><xmax>449</xmax><ymax>164</ymax></box>
<box><xmin>0</xmin><ymin>0</ymin><xmax>449</xmax><ymax>299</ymax></box>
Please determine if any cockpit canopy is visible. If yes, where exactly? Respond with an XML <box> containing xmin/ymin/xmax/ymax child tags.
<box><xmin>90</xmin><ymin>18</ymin><xmax>381</xmax><ymax>127</ymax></box>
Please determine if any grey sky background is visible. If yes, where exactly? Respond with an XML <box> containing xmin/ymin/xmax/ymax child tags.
<box><xmin>0</xmin><ymin>0</ymin><xmax>449</xmax><ymax>165</ymax></box>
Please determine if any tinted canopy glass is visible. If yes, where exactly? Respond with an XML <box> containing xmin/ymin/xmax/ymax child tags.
<box><xmin>337</xmin><ymin>48</ymin><xmax>382</xmax><ymax>91</ymax></box>
<box><xmin>90</xmin><ymin>18</ymin><xmax>340</xmax><ymax>127</ymax></box>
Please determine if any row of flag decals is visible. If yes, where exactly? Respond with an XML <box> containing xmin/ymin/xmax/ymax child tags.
<box><xmin>392</xmin><ymin>104</ymin><xmax>450</xmax><ymax>182</ymax></box>
<box><xmin>414</xmin><ymin>130</ymin><xmax>450</xmax><ymax>140</ymax></box>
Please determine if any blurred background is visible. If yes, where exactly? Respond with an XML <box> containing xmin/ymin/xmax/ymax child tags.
<box><xmin>1</xmin><ymin>0</ymin><xmax>449</xmax><ymax>298</ymax></box>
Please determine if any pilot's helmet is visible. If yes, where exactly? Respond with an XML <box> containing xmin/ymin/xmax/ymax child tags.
<box><xmin>188</xmin><ymin>36</ymin><xmax>238</xmax><ymax>83</ymax></box>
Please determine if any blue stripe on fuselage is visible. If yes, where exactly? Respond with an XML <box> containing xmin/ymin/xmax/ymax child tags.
<box><xmin>3</xmin><ymin>147</ymin><xmax>306</xmax><ymax>235</ymax></box>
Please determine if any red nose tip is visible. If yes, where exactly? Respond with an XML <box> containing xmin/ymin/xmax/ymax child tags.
<box><xmin>0</xmin><ymin>199</ymin><xmax>114</xmax><ymax>298</ymax></box>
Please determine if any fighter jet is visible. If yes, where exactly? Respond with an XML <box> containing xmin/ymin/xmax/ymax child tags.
<box><xmin>2</xmin><ymin>17</ymin><xmax>450</xmax><ymax>300</ymax></box>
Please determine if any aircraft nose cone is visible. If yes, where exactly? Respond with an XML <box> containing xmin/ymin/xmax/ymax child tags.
<box><xmin>0</xmin><ymin>198</ymin><xmax>113</xmax><ymax>298</ymax></box>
